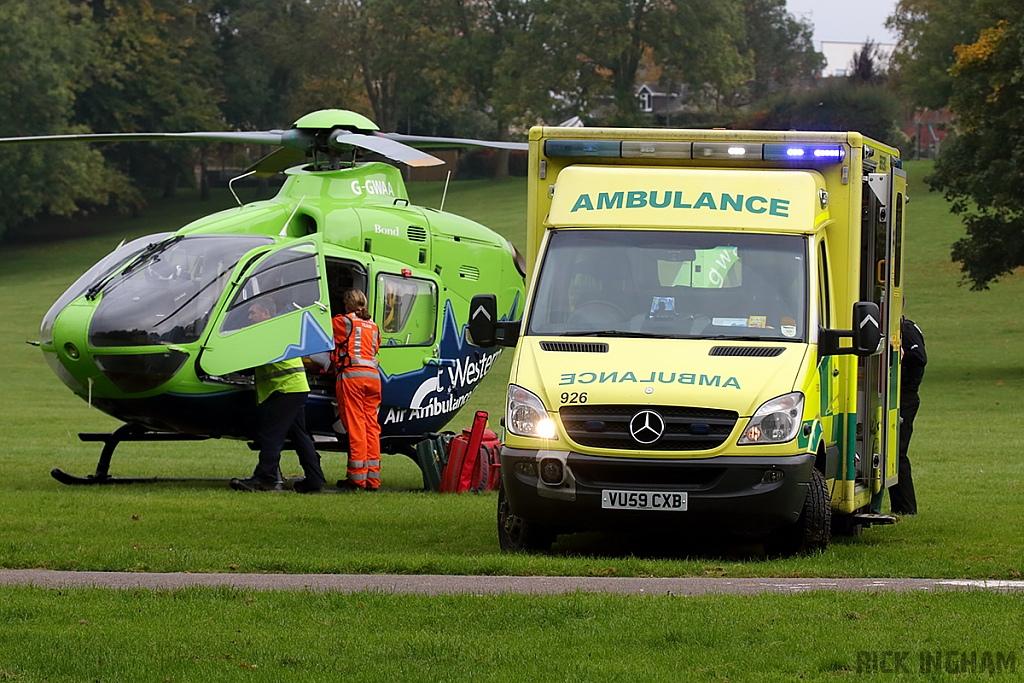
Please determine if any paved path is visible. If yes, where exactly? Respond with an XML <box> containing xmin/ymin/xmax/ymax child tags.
<box><xmin>3</xmin><ymin>570</ymin><xmax>1024</xmax><ymax>595</ymax></box>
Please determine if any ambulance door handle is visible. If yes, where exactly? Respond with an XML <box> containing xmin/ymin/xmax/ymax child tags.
<box><xmin>314</xmin><ymin>300</ymin><xmax>328</xmax><ymax>312</ymax></box>
<box><xmin>833</xmin><ymin>369</ymin><xmax>840</xmax><ymax>377</ymax></box>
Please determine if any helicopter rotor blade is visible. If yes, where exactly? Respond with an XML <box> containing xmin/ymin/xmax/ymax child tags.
<box><xmin>382</xmin><ymin>132</ymin><xmax>528</xmax><ymax>152</ymax></box>
<box><xmin>245</xmin><ymin>147</ymin><xmax>310</xmax><ymax>177</ymax></box>
<box><xmin>328</xmin><ymin>130</ymin><xmax>444</xmax><ymax>167</ymax></box>
<box><xmin>0</xmin><ymin>129</ymin><xmax>316</xmax><ymax>151</ymax></box>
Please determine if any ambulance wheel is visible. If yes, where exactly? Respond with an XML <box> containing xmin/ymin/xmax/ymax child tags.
<box><xmin>497</xmin><ymin>486</ymin><xmax>554</xmax><ymax>553</ymax></box>
<box><xmin>764</xmin><ymin>469</ymin><xmax>831</xmax><ymax>557</ymax></box>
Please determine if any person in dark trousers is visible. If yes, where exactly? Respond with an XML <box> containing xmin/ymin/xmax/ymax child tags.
<box><xmin>890</xmin><ymin>314</ymin><xmax>927</xmax><ymax>515</ymax></box>
<box><xmin>230</xmin><ymin>300</ymin><xmax>327</xmax><ymax>494</ymax></box>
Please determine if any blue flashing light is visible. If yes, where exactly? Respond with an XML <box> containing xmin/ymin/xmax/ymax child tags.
<box><xmin>763</xmin><ymin>143</ymin><xmax>845</xmax><ymax>162</ymax></box>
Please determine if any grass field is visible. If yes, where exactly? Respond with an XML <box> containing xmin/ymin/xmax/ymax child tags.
<box><xmin>1</xmin><ymin>587</ymin><xmax>1022</xmax><ymax>682</ymax></box>
<box><xmin>2</xmin><ymin>163</ymin><xmax>1024</xmax><ymax>680</ymax></box>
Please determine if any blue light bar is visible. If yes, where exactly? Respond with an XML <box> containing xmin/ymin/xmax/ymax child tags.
<box><xmin>763</xmin><ymin>144</ymin><xmax>845</xmax><ymax>162</ymax></box>
<box><xmin>544</xmin><ymin>140</ymin><xmax>621</xmax><ymax>158</ymax></box>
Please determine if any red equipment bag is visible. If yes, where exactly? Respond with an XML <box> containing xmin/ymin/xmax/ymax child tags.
<box><xmin>440</xmin><ymin>411</ymin><xmax>501</xmax><ymax>493</ymax></box>
<box><xmin>471</xmin><ymin>429</ymin><xmax>502</xmax><ymax>493</ymax></box>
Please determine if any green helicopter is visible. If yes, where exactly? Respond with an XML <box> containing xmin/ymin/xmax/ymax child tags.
<box><xmin>2</xmin><ymin>109</ymin><xmax>526</xmax><ymax>484</ymax></box>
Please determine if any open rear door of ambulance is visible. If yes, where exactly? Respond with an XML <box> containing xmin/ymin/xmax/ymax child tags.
<box><xmin>883</xmin><ymin>169</ymin><xmax>907</xmax><ymax>490</ymax></box>
<box><xmin>199</xmin><ymin>236</ymin><xmax>334</xmax><ymax>377</ymax></box>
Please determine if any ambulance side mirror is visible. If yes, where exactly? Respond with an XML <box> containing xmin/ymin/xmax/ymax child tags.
<box><xmin>851</xmin><ymin>302</ymin><xmax>882</xmax><ymax>356</ymax></box>
<box><xmin>820</xmin><ymin>302</ymin><xmax>881</xmax><ymax>358</ymax></box>
<box><xmin>467</xmin><ymin>294</ymin><xmax>521</xmax><ymax>348</ymax></box>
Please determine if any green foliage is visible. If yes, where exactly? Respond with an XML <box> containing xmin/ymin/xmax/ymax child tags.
<box><xmin>886</xmin><ymin>0</ymin><xmax>1004</xmax><ymax>110</ymax></box>
<box><xmin>740</xmin><ymin>81</ymin><xmax>909</xmax><ymax>149</ymax></box>
<box><xmin>741</xmin><ymin>0</ymin><xmax>824</xmax><ymax>100</ymax></box>
<box><xmin>0</xmin><ymin>0</ymin><xmax>133</xmax><ymax>239</ymax></box>
<box><xmin>927</xmin><ymin>15</ymin><xmax>1024</xmax><ymax>289</ymax></box>
<box><xmin>76</xmin><ymin>0</ymin><xmax>224</xmax><ymax>196</ymax></box>
<box><xmin>0</xmin><ymin>0</ymin><xmax>840</xmax><ymax>234</ymax></box>
<box><xmin>544</xmin><ymin>0</ymin><xmax>751</xmax><ymax>124</ymax></box>
<box><xmin>847</xmin><ymin>40</ymin><xmax>888</xmax><ymax>84</ymax></box>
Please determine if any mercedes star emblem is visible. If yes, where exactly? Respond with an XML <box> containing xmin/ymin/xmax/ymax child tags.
<box><xmin>629</xmin><ymin>409</ymin><xmax>665</xmax><ymax>444</ymax></box>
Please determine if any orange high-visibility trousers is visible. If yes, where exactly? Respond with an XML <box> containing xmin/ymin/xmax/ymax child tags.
<box><xmin>336</xmin><ymin>374</ymin><xmax>382</xmax><ymax>489</ymax></box>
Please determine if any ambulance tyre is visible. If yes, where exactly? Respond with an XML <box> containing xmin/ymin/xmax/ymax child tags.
<box><xmin>497</xmin><ymin>485</ymin><xmax>555</xmax><ymax>553</ymax></box>
<box><xmin>764</xmin><ymin>469</ymin><xmax>831</xmax><ymax>557</ymax></box>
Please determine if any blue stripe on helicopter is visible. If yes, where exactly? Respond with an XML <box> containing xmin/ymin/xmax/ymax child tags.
<box><xmin>369</xmin><ymin>294</ymin><xmax>518</xmax><ymax>435</ymax></box>
<box><xmin>269</xmin><ymin>310</ymin><xmax>334</xmax><ymax>364</ymax></box>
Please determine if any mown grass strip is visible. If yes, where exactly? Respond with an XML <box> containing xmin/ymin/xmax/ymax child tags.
<box><xmin>0</xmin><ymin>587</ymin><xmax>1022</xmax><ymax>682</ymax></box>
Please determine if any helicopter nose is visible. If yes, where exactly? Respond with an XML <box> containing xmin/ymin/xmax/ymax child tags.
<box><xmin>45</xmin><ymin>299</ymin><xmax>191</xmax><ymax>397</ymax></box>
<box><xmin>44</xmin><ymin>299</ymin><xmax>97</xmax><ymax>395</ymax></box>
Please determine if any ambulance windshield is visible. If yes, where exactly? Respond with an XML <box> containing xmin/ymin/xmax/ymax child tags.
<box><xmin>528</xmin><ymin>230</ymin><xmax>806</xmax><ymax>341</ymax></box>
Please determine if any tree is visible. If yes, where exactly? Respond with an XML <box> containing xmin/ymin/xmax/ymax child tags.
<box><xmin>428</xmin><ymin>0</ymin><xmax>556</xmax><ymax>177</ymax></box>
<box><xmin>75</xmin><ymin>0</ymin><xmax>223</xmax><ymax>197</ymax></box>
<box><xmin>886</xmin><ymin>0</ymin><xmax>1002</xmax><ymax>110</ymax></box>
<box><xmin>928</xmin><ymin>16</ymin><xmax>1024</xmax><ymax>289</ymax></box>
<box><xmin>738</xmin><ymin>81</ymin><xmax>907</xmax><ymax>149</ymax></box>
<box><xmin>0</xmin><ymin>0</ymin><xmax>132</xmax><ymax>239</ymax></box>
<box><xmin>742</xmin><ymin>0</ymin><xmax>823</xmax><ymax>101</ymax></box>
<box><xmin>540</xmin><ymin>0</ymin><xmax>750</xmax><ymax>125</ymax></box>
<box><xmin>848</xmin><ymin>40</ymin><xmax>886</xmax><ymax>84</ymax></box>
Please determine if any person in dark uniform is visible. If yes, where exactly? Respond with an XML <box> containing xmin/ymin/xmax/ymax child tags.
<box><xmin>229</xmin><ymin>300</ymin><xmax>327</xmax><ymax>494</ymax></box>
<box><xmin>890</xmin><ymin>314</ymin><xmax>927</xmax><ymax>515</ymax></box>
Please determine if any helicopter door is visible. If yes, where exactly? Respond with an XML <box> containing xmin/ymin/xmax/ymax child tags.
<box><xmin>199</xmin><ymin>236</ymin><xmax>333</xmax><ymax>377</ymax></box>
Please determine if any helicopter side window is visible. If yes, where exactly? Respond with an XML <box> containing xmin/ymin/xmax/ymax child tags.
<box><xmin>375</xmin><ymin>274</ymin><xmax>437</xmax><ymax>346</ymax></box>
<box><xmin>220</xmin><ymin>243</ymin><xmax>321</xmax><ymax>333</ymax></box>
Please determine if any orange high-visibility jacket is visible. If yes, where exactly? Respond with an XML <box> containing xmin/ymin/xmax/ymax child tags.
<box><xmin>332</xmin><ymin>313</ymin><xmax>381</xmax><ymax>381</ymax></box>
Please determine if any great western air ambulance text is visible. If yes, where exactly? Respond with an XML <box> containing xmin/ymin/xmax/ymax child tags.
<box><xmin>570</xmin><ymin>190</ymin><xmax>790</xmax><ymax>217</ymax></box>
<box><xmin>559</xmin><ymin>371</ymin><xmax>741</xmax><ymax>389</ymax></box>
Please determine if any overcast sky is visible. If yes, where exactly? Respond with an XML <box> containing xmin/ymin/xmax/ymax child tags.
<box><xmin>785</xmin><ymin>0</ymin><xmax>898</xmax><ymax>45</ymax></box>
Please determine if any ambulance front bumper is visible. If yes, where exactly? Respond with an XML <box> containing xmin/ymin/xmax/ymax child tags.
<box><xmin>500</xmin><ymin>447</ymin><xmax>816</xmax><ymax>535</ymax></box>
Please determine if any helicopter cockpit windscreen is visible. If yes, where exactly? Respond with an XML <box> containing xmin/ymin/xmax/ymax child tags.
<box><xmin>40</xmin><ymin>232</ymin><xmax>173</xmax><ymax>346</ymax></box>
<box><xmin>88</xmin><ymin>235</ymin><xmax>274</xmax><ymax>347</ymax></box>
<box><xmin>527</xmin><ymin>230</ymin><xmax>807</xmax><ymax>341</ymax></box>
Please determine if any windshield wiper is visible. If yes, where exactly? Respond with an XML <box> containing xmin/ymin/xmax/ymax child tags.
<box><xmin>559</xmin><ymin>330</ymin><xmax>676</xmax><ymax>339</ymax></box>
<box><xmin>85</xmin><ymin>235</ymin><xmax>183</xmax><ymax>300</ymax></box>
<box><xmin>699</xmin><ymin>335</ymin><xmax>793</xmax><ymax>342</ymax></box>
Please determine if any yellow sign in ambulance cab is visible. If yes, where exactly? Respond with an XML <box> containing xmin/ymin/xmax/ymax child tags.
<box><xmin>467</xmin><ymin>127</ymin><xmax>906</xmax><ymax>555</ymax></box>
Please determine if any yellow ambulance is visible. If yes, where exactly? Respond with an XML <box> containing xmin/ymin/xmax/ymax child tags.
<box><xmin>468</xmin><ymin>126</ymin><xmax>906</xmax><ymax>555</ymax></box>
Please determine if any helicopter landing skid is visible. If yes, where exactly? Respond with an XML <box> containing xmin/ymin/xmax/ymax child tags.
<box><xmin>51</xmin><ymin>424</ymin><xmax>215</xmax><ymax>485</ymax></box>
<box><xmin>49</xmin><ymin>469</ymin><xmax>231</xmax><ymax>485</ymax></box>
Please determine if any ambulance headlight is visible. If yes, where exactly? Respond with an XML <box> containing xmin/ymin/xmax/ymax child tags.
<box><xmin>738</xmin><ymin>392</ymin><xmax>804</xmax><ymax>445</ymax></box>
<box><xmin>507</xmin><ymin>384</ymin><xmax>557</xmax><ymax>440</ymax></box>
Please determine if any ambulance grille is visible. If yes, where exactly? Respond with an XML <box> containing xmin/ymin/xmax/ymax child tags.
<box><xmin>709</xmin><ymin>346</ymin><xmax>785</xmax><ymax>357</ymax></box>
<box><xmin>407</xmin><ymin>225</ymin><xmax>427</xmax><ymax>241</ymax></box>
<box><xmin>459</xmin><ymin>265</ymin><xmax>480</xmax><ymax>280</ymax></box>
<box><xmin>540</xmin><ymin>342</ymin><xmax>609</xmax><ymax>353</ymax></box>
<box><xmin>559</xmin><ymin>405</ymin><xmax>737</xmax><ymax>451</ymax></box>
